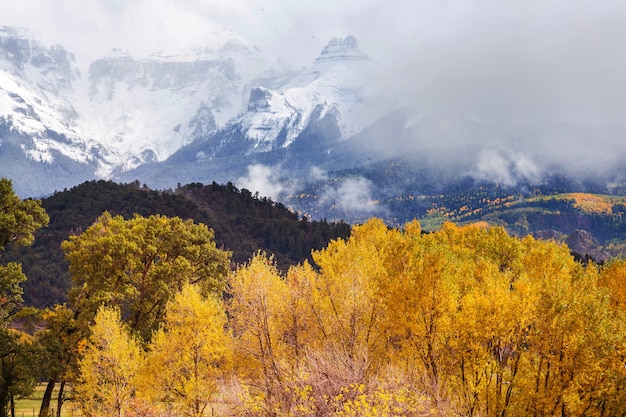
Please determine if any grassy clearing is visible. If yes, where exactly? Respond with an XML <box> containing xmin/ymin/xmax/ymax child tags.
<box><xmin>14</xmin><ymin>384</ymin><xmax>72</xmax><ymax>417</ymax></box>
<box><xmin>14</xmin><ymin>385</ymin><xmax>229</xmax><ymax>417</ymax></box>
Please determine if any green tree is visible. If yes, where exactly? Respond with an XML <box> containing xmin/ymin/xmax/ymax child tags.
<box><xmin>0</xmin><ymin>178</ymin><xmax>48</xmax><ymax>417</ymax></box>
<box><xmin>0</xmin><ymin>178</ymin><xmax>49</xmax><ymax>252</ymax></box>
<box><xmin>0</xmin><ymin>178</ymin><xmax>48</xmax><ymax>321</ymax></box>
<box><xmin>63</xmin><ymin>212</ymin><xmax>230</xmax><ymax>341</ymax></box>
<box><xmin>0</xmin><ymin>330</ymin><xmax>40</xmax><ymax>417</ymax></box>
<box><xmin>35</xmin><ymin>305</ymin><xmax>80</xmax><ymax>417</ymax></box>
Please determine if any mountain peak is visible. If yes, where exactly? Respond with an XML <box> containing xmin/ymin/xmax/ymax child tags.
<box><xmin>314</xmin><ymin>36</ymin><xmax>370</xmax><ymax>64</ymax></box>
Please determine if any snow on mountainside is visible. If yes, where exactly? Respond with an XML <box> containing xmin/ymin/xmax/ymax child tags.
<box><xmin>0</xmin><ymin>26</ymin><xmax>393</xmax><ymax>197</ymax></box>
<box><xmin>222</xmin><ymin>36</ymin><xmax>384</xmax><ymax>154</ymax></box>
<box><xmin>78</xmin><ymin>31</ymin><xmax>269</xmax><ymax>176</ymax></box>
<box><xmin>0</xmin><ymin>26</ymin><xmax>95</xmax><ymax>165</ymax></box>
<box><xmin>0</xmin><ymin>26</ymin><xmax>276</xmax><ymax>190</ymax></box>
<box><xmin>82</xmin><ymin>40</ymin><xmax>258</xmax><ymax>175</ymax></box>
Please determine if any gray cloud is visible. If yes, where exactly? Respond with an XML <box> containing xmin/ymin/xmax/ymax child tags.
<box><xmin>6</xmin><ymin>0</ymin><xmax>626</xmax><ymax>109</ymax></box>
<box><xmin>386</xmin><ymin>0</ymin><xmax>626</xmax><ymax>125</ymax></box>
<box><xmin>4</xmin><ymin>0</ymin><xmax>626</xmax><ymax>176</ymax></box>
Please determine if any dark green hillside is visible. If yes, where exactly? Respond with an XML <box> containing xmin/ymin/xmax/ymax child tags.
<box><xmin>1</xmin><ymin>180</ymin><xmax>350</xmax><ymax>308</ymax></box>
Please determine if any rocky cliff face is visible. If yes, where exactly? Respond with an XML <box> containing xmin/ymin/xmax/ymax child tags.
<box><xmin>83</xmin><ymin>48</ymin><xmax>247</xmax><ymax>174</ymax></box>
<box><xmin>0</xmin><ymin>27</ymin><xmax>98</xmax><ymax>175</ymax></box>
<box><xmin>184</xmin><ymin>36</ymin><xmax>384</xmax><ymax>161</ymax></box>
<box><xmin>313</xmin><ymin>36</ymin><xmax>370</xmax><ymax>63</ymax></box>
<box><xmin>0</xmin><ymin>27</ymin><xmax>276</xmax><ymax>193</ymax></box>
<box><xmin>0</xmin><ymin>27</ymin><xmax>390</xmax><ymax>197</ymax></box>
<box><xmin>0</xmin><ymin>26</ymin><xmax>79</xmax><ymax>88</ymax></box>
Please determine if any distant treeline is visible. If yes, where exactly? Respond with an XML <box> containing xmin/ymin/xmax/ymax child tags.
<box><xmin>0</xmin><ymin>180</ymin><xmax>351</xmax><ymax>308</ymax></box>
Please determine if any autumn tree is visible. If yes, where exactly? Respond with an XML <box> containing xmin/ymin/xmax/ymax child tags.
<box><xmin>226</xmin><ymin>219</ymin><xmax>626</xmax><ymax>416</ymax></box>
<box><xmin>35</xmin><ymin>305</ymin><xmax>81</xmax><ymax>417</ymax></box>
<box><xmin>0</xmin><ymin>178</ymin><xmax>48</xmax><ymax>417</ymax></box>
<box><xmin>309</xmin><ymin>218</ymin><xmax>393</xmax><ymax>362</ymax></box>
<box><xmin>75</xmin><ymin>306</ymin><xmax>144</xmax><ymax>417</ymax></box>
<box><xmin>227</xmin><ymin>228</ymin><xmax>439</xmax><ymax>416</ymax></box>
<box><xmin>63</xmin><ymin>212</ymin><xmax>230</xmax><ymax>341</ymax></box>
<box><xmin>60</xmin><ymin>210</ymin><xmax>626</xmax><ymax>416</ymax></box>
<box><xmin>139</xmin><ymin>283</ymin><xmax>232</xmax><ymax>417</ymax></box>
<box><xmin>228</xmin><ymin>254</ymin><xmax>291</xmax><ymax>412</ymax></box>
<box><xmin>581</xmin><ymin>259</ymin><xmax>626</xmax><ymax>414</ymax></box>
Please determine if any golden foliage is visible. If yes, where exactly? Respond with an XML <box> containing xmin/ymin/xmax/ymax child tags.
<box><xmin>138</xmin><ymin>283</ymin><xmax>233</xmax><ymax>417</ymax></box>
<box><xmin>74</xmin><ymin>306</ymin><xmax>144</xmax><ymax>417</ymax></box>
<box><xmin>566</xmin><ymin>193</ymin><xmax>613</xmax><ymax>214</ymax></box>
<box><xmin>70</xmin><ymin>216</ymin><xmax>626</xmax><ymax>416</ymax></box>
<box><xmin>227</xmin><ymin>219</ymin><xmax>626</xmax><ymax>417</ymax></box>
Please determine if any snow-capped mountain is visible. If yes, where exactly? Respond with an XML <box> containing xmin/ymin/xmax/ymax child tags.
<box><xmin>0</xmin><ymin>26</ymin><xmax>93</xmax><ymax>164</ymax></box>
<box><xmin>119</xmin><ymin>35</ymin><xmax>397</xmax><ymax>197</ymax></box>
<box><xmin>0</xmin><ymin>26</ymin><xmax>390</xmax><ymax>197</ymax></box>
<box><xmin>0</xmin><ymin>26</ymin><xmax>279</xmax><ymax>195</ymax></box>
<box><xmin>196</xmin><ymin>35</ymin><xmax>384</xmax><ymax>158</ymax></box>
<box><xmin>0</xmin><ymin>26</ymin><xmax>102</xmax><ymax>196</ymax></box>
<box><xmin>7</xmin><ymin>23</ymin><xmax>625</xmax><ymax>227</ymax></box>
<box><xmin>82</xmin><ymin>33</ymin><xmax>268</xmax><ymax>176</ymax></box>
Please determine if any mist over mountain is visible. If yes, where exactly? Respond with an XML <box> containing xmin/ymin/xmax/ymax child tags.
<box><xmin>1</xmin><ymin>20</ymin><xmax>626</xmax><ymax>232</ymax></box>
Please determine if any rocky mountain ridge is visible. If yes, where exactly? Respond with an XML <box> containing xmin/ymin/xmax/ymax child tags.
<box><xmin>0</xmin><ymin>26</ymin><xmax>387</xmax><ymax>197</ymax></box>
<box><xmin>3</xmin><ymin>24</ymin><xmax>626</xmax><ymax>266</ymax></box>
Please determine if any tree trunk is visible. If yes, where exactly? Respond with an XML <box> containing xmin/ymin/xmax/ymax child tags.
<box><xmin>9</xmin><ymin>395</ymin><xmax>13</xmax><ymax>417</ymax></box>
<box><xmin>56</xmin><ymin>380</ymin><xmax>65</xmax><ymax>417</ymax></box>
<box><xmin>0</xmin><ymin>384</ymin><xmax>9</xmax><ymax>417</ymax></box>
<box><xmin>39</xmin><ymin>379</ymin><xmax>55</xmax><ymax>417</ymax></box>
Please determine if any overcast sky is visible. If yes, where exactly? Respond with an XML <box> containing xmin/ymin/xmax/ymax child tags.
<box><xmin>3</xmin><ymin>0</ymin><xmax>626</xmax><ymax>126</ymax></box>
<box><xmin>4</xmin><ymin>0</ymin><xmax>626</xmax><ymax>194</ymax></box>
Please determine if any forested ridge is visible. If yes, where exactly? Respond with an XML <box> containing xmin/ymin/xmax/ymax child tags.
<box><xmin>2</xmin><ymin>178</ymin><xmax>626</xmax><ymax>416</ymax></box>
<box><xmin>0</xmin><ymin>180</ymin><xmax>351</xmax><ymax>308</ymax></box>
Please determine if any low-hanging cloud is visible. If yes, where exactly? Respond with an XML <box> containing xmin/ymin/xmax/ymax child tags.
<box><xmin>236</xmin><ymin>164</ymin><xmax>296</xmax><ymax>201</ymax></box>
<box><xmin>472</xmin><ymin>149</ymin><xmax>540</xmax><ymax>187</ymax></box>
<box><xmin>320</xmin><ymin>177</ymin><xmax>387</xmax><ymax>217</ymax></box>
<box><xmin>4</xmin><ymin>0</ymin><xmax>626</xmax><ymax>178</ymax></box>
<box><xmin>6</xmin><ymin>0</ymin><xmax>626</xmax><ymax>120</ymax></box>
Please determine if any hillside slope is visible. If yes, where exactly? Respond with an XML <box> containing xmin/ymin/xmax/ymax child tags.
<box><xmin>434</xmin><ymin>192</ymin><xmax>626</xmax><ymax>261</ymax></box>
<box><xmin>0</xmin><ymin>180</ymin><xmax>350</xmax><ymax>308</ymax></box>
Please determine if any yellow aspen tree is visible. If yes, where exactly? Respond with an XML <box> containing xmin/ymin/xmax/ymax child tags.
<box><xmin>227</xmin><ymin>254</ymin><xmax>290</xmax><ymax>413</ymax></box>
<box><xmin>438</xmin><ymin>225</ymin><xmax>532</xmax><ymax>416</ymax></box>
<box><xmin>75</xmin><ymin>306</ymin><xmax>144</xmax><ymax>417</ymax></box>
<box><xmin>376</xmin><ymin>222</ymin><xmax>469</xmax><ymax>407</ymax></box>
<box><xmin>309</xmin><ymin>218</ymin><xmax>395</xmax><ymax>364</ymax></box>
<box><xmin>598</xmin><ymin>259</ymin><xmax>626</xmax><ymax>311</ymax></box>
<box><xmin>225</xmin><ymin>218</ymin><xmax>626</xmax><ymax>416</ymax></box>
<box><xmin>453</xmin><ymin>258</ymin><xmax>534</xmax><ymax>416</ymax></box>
<box><xmin>597</xmin><ymin>260</ymin><xmax>626</xmax><ymax>414</ymax></box>
<box><xmin>139</xmin><ymin>283</ymin><xmax>232</xmax><ymax>417</ymax></box>
<box><xmin>281</xmin><ymin>262</ymin><xmax>320</xmax><ymax>369</ymax></box>
<box><xmin>378</xmin><ymin>222</ymin><xmax>528</xmax><ymax>414</ymax></box>
<box><xmin>298</xmin><ymin>219</ymin><xmax>435</xmax><ymax>415</ymax></box>
<box><xmin>511</xmin><ymin>237</ymin><xmax>622</xmax><ymax>416</ymax></box>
